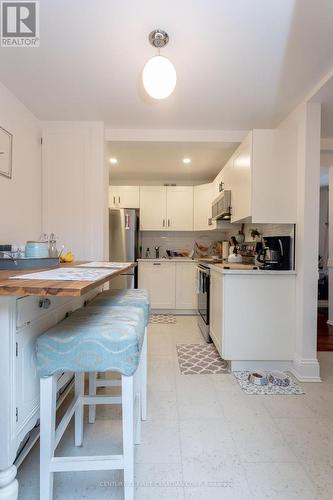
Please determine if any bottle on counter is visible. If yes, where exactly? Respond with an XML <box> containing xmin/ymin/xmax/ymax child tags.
<box><xmin>48</xmin><ymin>233</ymin><xmax>58</xmax><ymax>258</ymax></box>
<box><xmin>145</xmin><ymin>247</ymin><xmax>150</xmax><ymax>259</ymax></box>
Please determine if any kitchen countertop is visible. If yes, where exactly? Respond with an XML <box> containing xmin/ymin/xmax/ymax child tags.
<box><xmin>0</xmin><ymin>262</ymin><xmax>135</xmax><ymax>297</ymax></box>
<box><xmin>137</xmin><ymin>258</ymin><xmax>296</xmax><ymax>274</ymax></box>
<box><xmin>137</xmin><ymin>258</ymin><xmax>195</xmax><ymax>262</ymax></box>
<box><xmin>210</xmin><ymin>263</ymin><xmax>297</xmax><ymax>275</ymax></box>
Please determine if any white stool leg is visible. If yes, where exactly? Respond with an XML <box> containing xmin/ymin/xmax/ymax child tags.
<box><xmin>134</xmin><ymin>369</ymin><xmax>142</xmax><ymax>445</ymax></box>
<box><xmin>74</xmin><ymin>372</ymin><xmax>84</xmax><ymax>447</ymax></box>
<box><xmin>122</xmin><ymin>375</ymin><xmax>134</xmax><ymax>500</ymax></box>
<box><xmin>88</xmin><ymin>372</ymin><xmax>97</xmax><ymax>424</ymax></box>
<box><xmin>141</xmin><ymin>328</ymin><xmax>148</xmax><ymax>421</ymax></box>
<box><xmin>40</xmin><ymin>375</ymin><xmax>57</xmax><ymax>500</ymax></box>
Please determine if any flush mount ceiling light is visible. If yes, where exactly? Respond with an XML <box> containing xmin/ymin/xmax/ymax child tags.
<box><xmin>109</xmin><ymin>158</ymin><xmax>118</xmax><ymax>165</ymax></box>
<box><xmin>142</xmin><ymin>29</ymin><xmax>177</xmax><ymax>100</ymax></box>
<box><xmin>182</xmin><ymin>157</ymin><xmax>191</xmax><ymax>164</ymax></box>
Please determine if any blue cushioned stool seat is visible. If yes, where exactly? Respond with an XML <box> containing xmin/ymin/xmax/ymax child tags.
<box><xmin>89</xmin><ymin>289</ymin><xmax>150</xmax><ymax>326</ymax></box>
<box><xmin>36</xmin><ymin>306</ymin><xmax>145</xmax><ymax>377</ymax></box>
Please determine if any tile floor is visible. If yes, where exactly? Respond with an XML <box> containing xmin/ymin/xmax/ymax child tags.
<box><xmin>17</xmin><ymin>316</ymin><xmax>333</xmax><ymax>499</ymax></box>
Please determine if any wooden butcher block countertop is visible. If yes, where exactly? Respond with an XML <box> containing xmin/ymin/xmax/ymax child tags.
<box><xmin>0</xmin><ymin>262</ymin><xmax>135</xmax><ymax>297</ymax></box>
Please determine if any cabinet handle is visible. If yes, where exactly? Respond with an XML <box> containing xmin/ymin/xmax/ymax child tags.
<box><xmin>118</xmin><ymin>197</ymin><xmax>121</xmax><ymax>204</ymax></box>
<box><xmin>168</xmin><ymin>219</ymin><xmax>170</xmax><ymax>227</ymax></box>
<box><xmin>153</xmin><ymin>263</ymin><xmax>161</xmax><ymax>265</ymax></box>
<box><xmin>113</xmin><ymin>196</ymin><xmax>116</xmax><ymax>205</ymax></box>
<box><xmin>39</xmin><ymin>298</ymin><xmax>51</xmax><ymax>309</ymax></box>
<box><xmin>163</xmin><ymin>219</ymin><xmax>165</xmax><ymax>227</ymax></box>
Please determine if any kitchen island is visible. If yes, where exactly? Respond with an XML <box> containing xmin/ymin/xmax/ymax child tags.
<box><xmin>0</xmin><ymin>262</ymin><xmax>134</xmax><ymax>500</ymax></box>
<box><xmin>209</xmin><ymin>264</ymin><xmax>297</xmax><ymax>374</ymax></box>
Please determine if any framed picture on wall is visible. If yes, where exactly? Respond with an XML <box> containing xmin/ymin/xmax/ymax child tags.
<box><xmin>0</xmin><ymin>126</ymin><xmax>13</xmax><ymax>179</ymax></box>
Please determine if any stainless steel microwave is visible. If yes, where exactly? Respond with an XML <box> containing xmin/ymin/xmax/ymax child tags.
<box><xmin>212</xmin><ymin>190</ymin><xmax>231</xmax><ymax>220</ymax></box>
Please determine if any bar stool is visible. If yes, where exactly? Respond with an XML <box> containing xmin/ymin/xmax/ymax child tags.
<box><xmin>36</xmin><ymin>305</ymin><xmax>146</xmax><ymax>500</ymax></box>
<box><xmin>87</xmin><ymin>289</ymin><xmax>149</xmax><ymax>424</ymax></box>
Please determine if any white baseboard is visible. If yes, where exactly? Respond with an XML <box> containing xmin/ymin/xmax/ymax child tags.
<box><xmin>290</xmin><ymin>357</ymin><xmax>321</xmax><ymax>382</ymax></box>
<box><xmin>230</xmin><ymin>360</ymin><xmax>293</xmax><ymax>372</ymax></box>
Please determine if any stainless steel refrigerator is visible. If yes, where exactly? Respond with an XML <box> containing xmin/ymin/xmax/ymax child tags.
<box><xmin>109</xmin><ymin>208</ymin><xmax>139</xmax><ymax>289</ymax></box>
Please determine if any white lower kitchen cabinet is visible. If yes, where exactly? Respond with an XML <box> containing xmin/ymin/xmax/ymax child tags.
<box><xmin>175</xmin><ymin>261</ymin><xmax>197</xmax><ymax>310</ymax></box>
<box><xmin>138</xmin><ymin>260</ymin><xmax>197</xmax><ymax>311</ymax></box>
<box><xmin>210</xmin><ymin>267</ymin><xmax>296</xmax><ymax>361</ymax></box>
<box><xmin>138</xmin><ymin>260</ymin><xmax>176</xmax><ymax>309</ymax></box>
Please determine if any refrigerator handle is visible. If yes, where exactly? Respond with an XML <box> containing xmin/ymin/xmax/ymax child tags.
<box><xmin>125</xmin><ymin>214</ymin><xmax>130</xmax><ymax>229</ymax></box>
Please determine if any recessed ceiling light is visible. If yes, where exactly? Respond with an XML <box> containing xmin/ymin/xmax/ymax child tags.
<box><xmin>109</xmin><ymin>158</ymin><xmax>118</xmax><ymax>165</ymax></box>
<box><xmin>182</xmin><ymin>158</ymin><xmax>191</xmax><ymax>164</ymax></box>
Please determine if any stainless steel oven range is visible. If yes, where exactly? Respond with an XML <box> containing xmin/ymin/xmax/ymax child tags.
<box><xmin>197</xmin><ymin>263</ymin><xmax>212</xmax><ymax>342</ymax></box>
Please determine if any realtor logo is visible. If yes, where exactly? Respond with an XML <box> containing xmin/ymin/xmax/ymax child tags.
<box><xmin>1</xmin><ymin>1</ymin><xmax>39</xmax><ymax>46</ymax></box>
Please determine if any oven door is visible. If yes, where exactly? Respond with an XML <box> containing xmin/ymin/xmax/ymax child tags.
<box><xmin>197</xmin><ymin>266</ymin><xmax>210</xmax><ymax>327</ymax></box>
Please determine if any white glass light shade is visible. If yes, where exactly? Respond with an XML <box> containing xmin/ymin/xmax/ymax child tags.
<box><xmin>142</xmin><ymin>55</ymin><xmax>176</xmax><ymax>99</ymax></box>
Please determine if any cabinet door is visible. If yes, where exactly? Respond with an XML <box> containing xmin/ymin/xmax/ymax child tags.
<box><xmin>109</xmin><ymin>186</ymin><xmax>119</xmax><ymax>208</ymax></box>
<box><xmin>15</xmin><ymin>311</ymin><xmax>58</xmax><ymax>435</ymax></box>
<box><xmin>212</xmin><ymin>170</ymin><xmax>224</xmax><ymax>200</ymax></box>
<box><xmin>209</xmin><ymin>270</ymin><xmax>223</xmax><ymax>356</ymax></box>
<box><xmin>138</xmin><ymin>262</ymin><xmax>176</xmax><ymax>309</ymax></box>
<box><xmin>166</xmin><ymin>186</ymin><xmax>193</xmax><ymax>231</ymax></box>
<box><xmin>117</xmin><ymin>186</ymin><xmax>140</xmax><ymax>208</ymax></box>
<box><xmin>140</xmin><ymin>186</ymin><xmax>167</xmax><ymax>230</ymax></box>
<box><xmin>175</xmin><ymin>262</ymin><xmax>197</xmax><ymax>309</ymax></box>
<box><xmin>193</xmin><ymin>184</ymin><xmax>215</xmax><ymax>231</ymax></box>
<box><xmin>230</xmin><ymin>133</ymin><xmax>252</xmax><ymax>223</ymax></box>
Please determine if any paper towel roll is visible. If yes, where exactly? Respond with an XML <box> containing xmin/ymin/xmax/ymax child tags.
<box><xmin>222</xmin><ymin>241</ymin><xmax>229</xmax><ymax>260</ymax></box>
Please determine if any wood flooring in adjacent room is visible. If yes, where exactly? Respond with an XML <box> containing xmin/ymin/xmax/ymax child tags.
<box><xmin>317</xmin><ymin>308</ymin><xmax>333</xmax><ymax>351</ymax></box>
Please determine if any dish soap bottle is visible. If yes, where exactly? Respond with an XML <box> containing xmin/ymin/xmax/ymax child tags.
<box><xmin>145</xmin><ymin>247</ymin><xmax>150</xmax><ymax>259</ymax></box>
<box><xmin>48</xmin><ymin>233</ymin><xmax>58</xmax><ymax>258</ymax></box>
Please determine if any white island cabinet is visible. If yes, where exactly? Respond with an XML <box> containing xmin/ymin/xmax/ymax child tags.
<box><xmin>138</xmin><ymin>259</ymin><xmax>197</xmax><ymax>312</ymax></box>
<box><xmin>0</xmin><ymin>290</ymin><xmax>99</xmax><ymax>499</ymax></box>
<box><xmin>210</xmin><ymin>266</ymin><xmax>297</xmax><ymax>371</ymax></box>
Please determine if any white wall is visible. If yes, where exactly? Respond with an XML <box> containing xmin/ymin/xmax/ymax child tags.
<box><xmin>277</xmin><ymin>102</ymin><xmax>321</xmax><ymax>381</ymax></box>
<box><xmin>0</xmin><ymin>81</ymin><xmax>42</xmax><ymax>243</ymax></box>
<box><xmin>42</xmin><ymin>122</ymin><xmax>108</xmax><ymax>260</ymax></box>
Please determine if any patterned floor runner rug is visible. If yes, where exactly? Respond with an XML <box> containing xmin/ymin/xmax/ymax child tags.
<box><xmin>176</xmin><ymin>343</ymin><xmax>229</xmax><ymax>375</ymax></box>
<box><xmin>149</xmin><ymin>314</ymin><xmax>176</xmax><ymax>324</ymax></box>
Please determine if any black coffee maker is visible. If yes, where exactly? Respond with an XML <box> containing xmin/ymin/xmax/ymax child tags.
<box><xmin>256</xmin><ymin>236</ymin><xmax>292</xmax><ymax>270</ymax></box>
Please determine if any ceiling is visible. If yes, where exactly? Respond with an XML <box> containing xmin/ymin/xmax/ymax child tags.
<box><xmin>0</xmin><ymin>0</ymin><xmax>333</xmax><ymax>130</ymax></box>
<box><xmin>107</xmin><ymin>141</ymin><xmax>236</xmax><ymax>183</ymax></box>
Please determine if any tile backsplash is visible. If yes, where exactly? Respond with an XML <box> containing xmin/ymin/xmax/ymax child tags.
<box><xmin>140</xmin><ymin>223</ymin><xmax>295</xmax><ymax>258</ymax></box>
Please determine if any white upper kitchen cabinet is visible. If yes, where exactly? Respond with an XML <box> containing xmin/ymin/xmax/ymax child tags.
<box><xmin>140</xmin><ymin>186</ymin><xmax>167</xmax><ymax>230</ymax></box>
<box><xmin>175</xmin><ymin>261</ymin><xmax>197</xmax><ymax>310</ymax></box>
<box><xmin>138</xmin><ymin>260</ymin><xmax>176</xmax><ymax>309</ymax></box>
<box><xmin>140</xmin><ymin>185</ymin><xmax>193</xmax><ymax>231</ymax></box>
<box><xmin>229</xmin><ymin>133</ymin><xmax>252</xmax><ymax>223</ymax></box>
<box><xmin>227</xmin><ymin>130</ymin><xmax>297</xmax><ymax>224</ymax></box>
<box><xmin>194</xmin><ymin>183</ymin><xmax>216</xmax><ymax>231</ymax></box>
<box><xmin>109</xmin><ymin>186</ymin><xmax>140</xmax><ymax>209</ymax></box>
<box><xmin>166</xmin><ymin>186</ymin><xmax>193</xmax><ymax>231</ymax></box>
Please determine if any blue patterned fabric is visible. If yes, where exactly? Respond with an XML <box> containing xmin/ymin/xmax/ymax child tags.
<box><xmin>36</xmin><ymin>306</ymin><xmax>145</xmax><ymax>377</ymax></box>
<box><xmin>89</xmin><ymin>289</ymin><xmax>150</xmax><ymax>326</ymax></box>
